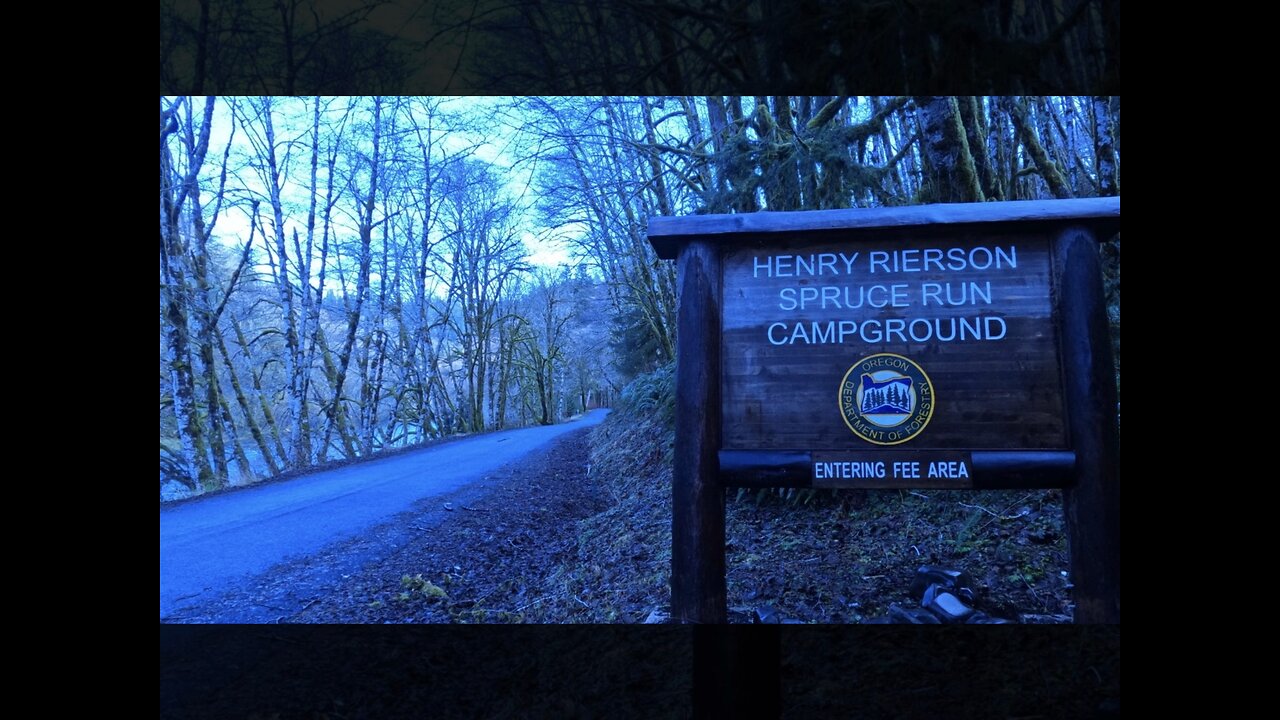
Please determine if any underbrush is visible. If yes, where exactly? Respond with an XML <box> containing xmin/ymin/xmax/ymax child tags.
<box><xmin>560</xmin><ymin>363</ymin><xmax>1073</xmax><ymax>623</ymax></box>
<box><xmin>528</xmin><ymin>365</ymin><xmax>676</xmax><ymax>623</ymax></box>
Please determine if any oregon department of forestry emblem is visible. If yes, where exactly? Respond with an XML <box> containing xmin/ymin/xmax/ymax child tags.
<box><xmin>839</xmin><ymin>353</ymin><xmax>935</xmax><ymax>445</ymax></box>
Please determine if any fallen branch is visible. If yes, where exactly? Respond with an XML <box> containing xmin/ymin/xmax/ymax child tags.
<box><xmin>960</xmin><ymin>501</ymin><xmax>1030</xmax><ymax>521</ymax></box>
<box><xmin>978</xmin><ymin>493</ymin><xmax>1038</xmax><ymax>530</ymax></box>
<box><xmin>1018</xmin><ymin>613</ymin><xmax>1073</xmax><ymax>624</ymax></box>
<box><xmin>515</xmin><ymin>593</ymin><xmax>560</xmax><ymax>612</ymax></box>
<box><xmin>1021</xmin><ymin>574</ymin><xmax>1042</xmax><ymax>605</ymax></box>
<box><xmin>958</xmin><ymin>501</ymin><xmax>1003</xmax><ymax>518</ymax></box>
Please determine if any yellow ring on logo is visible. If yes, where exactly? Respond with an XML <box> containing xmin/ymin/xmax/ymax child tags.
<box><xmin>838</xmin><ymin>352</ymin><xmax>936</xmax><ymax>446</ymax></box>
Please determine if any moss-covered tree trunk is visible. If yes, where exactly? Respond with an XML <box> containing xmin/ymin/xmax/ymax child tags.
<box><xmin>706</xmin><ymin>96</ymin><xmax>759</xmax><ymax>213</ymax></box>
<box><xmin>182</xmin><ymin>98</ymin><xmax>229</xmax><ymax>488</ymax></box>
<box><xmin>358</xmin><ymin>202</ymin><xmax>394</xmax><ymax>455</ymax></box>
<box><xmin>916</xmin><ymin>96</ymin><xmax>986</xmax><ymax>204</ymax></box>
<box><xmin>217</xmin><ymin>391</ymin><xmax>254</xmax><ymax>480</ymax></box>
<box><xmin>640</xmin><ymin>99</ymin><xmax>674</xmax><ymax>217</ymax></box>
<box><xmin>958</xmin><ymin>96</ymin><xmax>1001</xmax><ymax>200</ymax></box>
<box><xmin>257</xmin><ymin>98</ymin><xmax>308</xmax><ymax>468</ymax></box>
<box><xmin>161</xmin><ymin>99</ymin><xmax>215</xmax><ymax>490</ymax></box>
<box><xmin>293</xmin><ymin>96</ymin><xmax>324</xmax><ymax>463</ymax></box>
<box><xmin>324</xmin><ymin>98</ymin><xmax>382</xmax><ymax>457</ymax></box>
<box><xmin>1093</xmin><ymin>96</ymin><xmax>1119</xmax><ymax>196</ymax></box>
<box><xmin>494</xmin><ymin>316</ymin><xmax>514</xmax><ymax>429</ymax></box>
<box><xmin>317</xmin><ymin>325</ymin><xmax>358</xmax><ymax>459</ymax></box>
<box><xmin>764</xmin><ymin>96</ymin><xmax>802</xmax><ymax>211</ymax></box>
<box><xmin>229</xmin><ymin>312</ymin><xmax>289</xmax><ymax>465</ymax></box>
<box><xmin>1010</xmin><ymin>97</ymin><xmax>1072</xmax><ymax>199</ymax></box>
<box><xmin>162</xmin><ymin>244</ymin><xmax>210</xmax><ymax>489</ymax></box>
<box><xmin>215</xmin><ymin>323</ymin><xmax>280</xmax><ymax>476</ymax></box>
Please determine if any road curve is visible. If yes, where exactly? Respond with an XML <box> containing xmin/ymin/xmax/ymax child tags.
<box><xmin>160</xmin><ymin>410</ymin><xmax>609</xmax><ymax>619</ymax></box>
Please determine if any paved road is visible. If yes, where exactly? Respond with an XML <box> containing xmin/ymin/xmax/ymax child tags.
<box><xmin>160</xmin><ymin>410</ymin><xmax>609</xmax><ymax>619</ymax></box>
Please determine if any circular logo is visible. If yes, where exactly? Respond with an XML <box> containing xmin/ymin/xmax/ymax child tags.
<box><xmin>838</xmin><ymin>353</ymin><xmax>935</xmax><ymax>445</ymax></box>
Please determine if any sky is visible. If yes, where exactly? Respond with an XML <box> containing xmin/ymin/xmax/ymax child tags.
<box><xmin>179</xmin><ymin>95</ymin><xmax>572</xmax><ymax>279</ymax></box>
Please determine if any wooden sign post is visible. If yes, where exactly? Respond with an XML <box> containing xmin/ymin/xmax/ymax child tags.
<box><xmin>650</xmin><ymin>198</ymin><xmax>1120</xmax><ymax>624</ymax></box>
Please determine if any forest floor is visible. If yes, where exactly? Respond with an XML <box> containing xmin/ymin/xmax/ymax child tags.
<box><xmin>167</xmin><ymin>405</ymin><xmax>1076</xmax><ymax>625</ymax></box>
<box><xmin>163</xmin><ymin>405</ymin><xmax>1117</xmax><ymax>719</ymax></box>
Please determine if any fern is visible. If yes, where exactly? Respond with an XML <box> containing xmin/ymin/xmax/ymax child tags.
<box><xmin>619</xmin><ymin>363</ymin><xmax>675</xmax><ymax>424</ymax></box>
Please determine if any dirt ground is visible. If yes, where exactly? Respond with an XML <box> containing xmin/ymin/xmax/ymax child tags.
<box><xmin>166</xmin><ymin>414</ymin><xmax>1079</xmax><ymax>626</ymax></box>
<box><xmin>161</xmin><ymin>416</ymin><xmax>1118</xmax><ymax>718</ymax></box>
<box><xmin>164</xmin><ymin>430</ymin><xmax>610</xmax><ymax>624</ymax></box>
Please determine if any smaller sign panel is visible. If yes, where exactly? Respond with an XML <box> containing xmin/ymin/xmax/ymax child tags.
<box><xmin>812</xmin><ymin>451</ymin><xmax>974</xmax><ymax>488</ymax></box>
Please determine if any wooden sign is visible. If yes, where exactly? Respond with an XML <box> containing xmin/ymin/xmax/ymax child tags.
<box><xmin>722</xmin><ymin>234</ymin><xmax>1063</xmax><ymax>457</ymax></box>
<box><xmin>650</xmin><ymin>198</ymin><xmax>1120</xmax><ymax>624</ymax></box>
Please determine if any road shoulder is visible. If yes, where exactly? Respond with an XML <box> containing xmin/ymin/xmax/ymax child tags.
<box><xmin>162</xmin><ymin>427</ymin><xmax>602</xmax><ymax>623</ymax></box>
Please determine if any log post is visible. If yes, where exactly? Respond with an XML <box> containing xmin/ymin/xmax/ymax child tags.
<box><xmin>1053</xmin><ymin>226</ymin><xmax>1121</xmax><ymax>623</ymax></box>
<box><xmin>672</xmin><ymin>239</ymin><xmax>725</xmax><ymax>624</ymax></box>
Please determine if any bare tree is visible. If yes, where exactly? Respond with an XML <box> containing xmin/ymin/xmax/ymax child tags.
<box><xmin>160</xmin><ymin>97</ymin><xmax>218</xmax><ymax>489</ymax></box>
<box><xmin>439</xmin><ymin>157</ymin><xmax>530</xmax><ymax>432</ymax></box>
<box><xmin>511</xmin><ymin>268</ymin><xmax>577</xmax><ymax>425</ymax></box>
